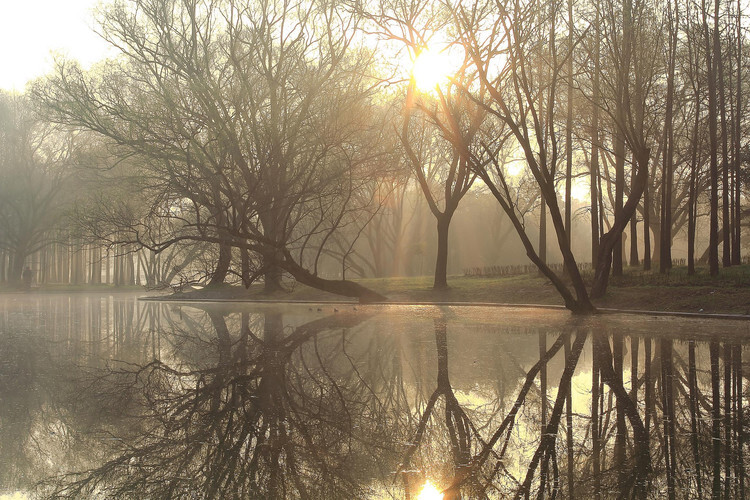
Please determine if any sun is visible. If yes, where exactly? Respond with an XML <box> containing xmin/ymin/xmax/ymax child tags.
<box><xmin>411</xmin><ymin>48</ymin><xmax>455</xmax><ymax>93</ymax></box>
<box><xmin>416</xmin><ymin>480</ymin><xmax>444</xmax><ymax>500</ymax></box>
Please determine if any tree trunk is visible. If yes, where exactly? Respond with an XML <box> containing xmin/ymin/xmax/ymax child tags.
<box><xmin>719</xmin><ymin>2</ymin><xmax>732</xmax><ymax>268</ymax></box>
<box><xmin>688</xmin><ymin>66</ymin><xmax>701</xmax><ymax>275</ymax></box>
<box><xmin>433</xmin><ymin>215</ymin><xmax>451</xmax><ymax>290</ymax></box>
<box><xmin>630</xmin><ymin>208</ymin><xmax>639</xmax><ymax>266</ymax></box>
<box><xmin>707</xmin><ymin>0</ymin><xmax>720</xmax><ymax>276</ymax></box>
<box><xmin>278</xmin><ymin>249</ymin><xmax>386</xmax><ymax>303</ymax></box>
<box><xmin>241</xmin><ymin>247</ymin><xmax>252</xmax><ymax>288</ymax></box>
<box><xmin>734</xmin><ymin>0</ymin><xmax>743</xmax><ymax>265</ymax></box>
<box><xmin>643</xmin><ymin>183</ymin><xmax>651</xmax><ymax>270</ymax></box>
<box><xmin>614</xmin><ymin>134</ymin><xmax>625</xmax><ymax>275</ymax></box>
<box><xmin>208</xmin><ymin>242</ymin><xmax>231</xmax><ymax>287</ymax></box>
<box><xmin>591</xmin><ymin>148</ymin><xmax>649</xmax><ymax>298</ymax></box>
<box><xmin>661</xmin><ymin>2</ymin><xmax>677</xmax><ymax>273</ymax></box>
<box><xmin>0</xmin><ymin>250</ymin><xmax>6</xmax><ymax>283</ymax></box>
<box><xmin>10</xmin><ymin>247</ymin><xmax>27</xmax><ymax>284</ymax></box>
<box><xmin>565</xmin><ymin>0</ymin><xmax>573</xmax><ymax>277</ymax></box>
<box><xmin>591</xmin><ymin>2</ymin><xmax>601</xmax><ymax>269</ymax></box>
<box><xmin>539</xmin><ymin>197</ymin><xmax>547</xmax><ymax>266</ymax></box>
<box><xmin>630</xmin><ymin>153</ymin><xmax>639</xmax><ymax>266</ymax></box>
<box><xmin>263</xmin><ymin>250</ymin><xmax>284</xmax><ymax>292</ymax></box>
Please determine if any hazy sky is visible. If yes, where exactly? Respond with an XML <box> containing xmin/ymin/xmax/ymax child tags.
<box><xmin>0</xmin><ymin>0</ymin><xmax>113</xmax><ymax>92</ymax></box>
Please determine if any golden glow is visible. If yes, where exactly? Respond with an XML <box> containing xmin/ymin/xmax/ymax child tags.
<box><xmin>416</xmin><ymin>480</ymin><xmax>444</xmax><ymax>500</ymax></box>
<box><xmin>411</xmin><ymin>49</ymin><xmax>456</xmax><ymax>93</ymax></box>
<box><xmin>570</xmin><ymin>177</ymin><xmax>590</xmax><ymax>202</ymax></box>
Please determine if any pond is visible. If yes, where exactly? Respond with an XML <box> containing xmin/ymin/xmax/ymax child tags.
<box><xmin>1</xmin><ymin>293</ymin><xmax>749</xmax><ymax>499</ymax></box>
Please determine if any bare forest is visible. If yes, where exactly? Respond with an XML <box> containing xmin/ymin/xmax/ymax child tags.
<box><xmin>0</xmin><ymin>0</ymin><xmax>748</xmax><ymax>312</ymax></box>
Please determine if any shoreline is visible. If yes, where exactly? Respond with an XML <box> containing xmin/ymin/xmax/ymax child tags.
<box><xmin>137</xmin><ymin>295</ymin><xmax>750</xmax><ymax>321</ymax></box>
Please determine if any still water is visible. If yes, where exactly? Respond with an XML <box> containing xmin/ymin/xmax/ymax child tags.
<box><xmin>1</xmin><ymin>293</ymin><xmax>749</xmax><ymax>499</ymax></box>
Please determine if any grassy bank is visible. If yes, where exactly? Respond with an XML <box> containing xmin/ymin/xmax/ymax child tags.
<box><xmin>165</xmin><ymin>264</ymin><xmax>750</xmax><ymax>315</ymax></box>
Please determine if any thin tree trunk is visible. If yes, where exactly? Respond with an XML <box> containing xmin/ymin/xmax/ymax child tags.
<box><xmin>540</xmin><ymin>198</ymin><xmax>547</xmax><ymax>266</ymax></box>
<box><xmin>565</xmin><ymin>0</ymin><xmax>573</xmax><ymax>276</ymax></box>
<box><xmin>614</xmin><ymin>135</ymin><xmax>625</xmax><ymax>274</ymax></box>
<box><xmin>719</xmin><ymin>0</ymin><xmax>732</xmax><ymax>267</ymax></box>
<box><xmin>688</xmin><ymin>77</ymin><xmax>701</xmax><ymax>275</ymax></box>
<box><xmin>241</xmin><ymin>247</ymin><xmax>251</xmax><ymax>288</ymax></box>
<box><xmin>707</xmin><ymin>0</ymin><xmax>720</xmax><ymax>276</ymax></box>
<box><xmin>661</xmin><ymin>0</ymin><xmax>677</xmax><ymax>273</ymax></box>
<box><xmin>630</xmin><ymin>160</ymin><xmax>639</xmax><ymax>266</ymax></box>
<box><xmin>734</xmin><ymin>0</ymin><xmax>743</xmax><ymax>264</ymax></box>
<box><xmin>643</xmin><ymin>181</ymin><xmax>651</xmax><ymax>270</ymax></box>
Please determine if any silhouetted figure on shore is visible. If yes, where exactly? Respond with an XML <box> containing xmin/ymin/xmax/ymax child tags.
<box><xmin>22</xmin><ymin>266</ymin><xmax>33</xmax><ymax>290</ymax></box>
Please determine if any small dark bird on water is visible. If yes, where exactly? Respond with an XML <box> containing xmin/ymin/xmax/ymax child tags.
<box><xmin>317</xmin><ymin>307</ymin><xmax>322</xmax><ymax>312</ymax></box>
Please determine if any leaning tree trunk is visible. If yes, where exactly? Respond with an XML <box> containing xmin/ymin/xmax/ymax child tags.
<box><xmin>278</xmin><ymin>249</ymin><xmax>386</xmax><ymax>303</ymax></box>
<box><xmin>591</xmin><ymin>148</ymin><xmax>650</xmax><ymax>298</ymax></box>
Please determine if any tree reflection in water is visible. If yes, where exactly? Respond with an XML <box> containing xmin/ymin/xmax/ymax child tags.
<box><xmin>43</xmin><ymin>308</ymin><xmax>405</xmax><ymax>499</ymax></box>
<box><xmin>2</xmin><ymin>297</ymin><xmax>750</xmax><ymax>499</ymax></box>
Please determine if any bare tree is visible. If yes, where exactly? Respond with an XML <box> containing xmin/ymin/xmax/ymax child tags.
<box><xmin>35</xmin><ymin>0</ymin><xmax>387</xmax><ymax>301</ymax></box>
<box><xmin>401</xmin><ymin>81</ymin><xmax>481</xmax><ymax>290</ymax></box>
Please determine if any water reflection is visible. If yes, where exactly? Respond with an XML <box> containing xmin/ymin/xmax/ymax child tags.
<box><xmin>1</xmin><ymin>295</ymin><xmax>750</xmax><ymax>498</ymax></box>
